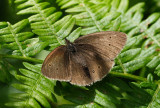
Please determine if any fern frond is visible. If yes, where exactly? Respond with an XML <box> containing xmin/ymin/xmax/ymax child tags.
<box><xmin>112</xmin><ymin>42</ymin><xmax>159</xmax><ymax>74</ymax></box>
<box><xmin>56</xmin><ymin>76</ymin><xmax>159</xmax><ymax>108</ymax></box>
<box><xmin>15</xmin><ymin>0</ymin><xmax>81</xmax><ymax>49</ymax></box>
<box><xmin>32</xmin><ymin>15</ymin><xmax>79</xmax><ymax>50</ymax></box>
<box><xmin>14</xmin><ymin>0</ymin><xmax>69</xmax><ymax>47</ymax></box>
<box><xmin>55</xmin><ymin>78</ymin><xmax>122</xmax><ymax>108</ymax></box>
<box><xmin>56</xmin><ymin>0</ymin><xmax>144</xmax><ymax>35</ymax></box>
<box><xmin>127</xmin><ymin>13</ymin><xmax>160</xmax><ymax>46</ymax></box>
<box><xmin>115</xmin><ymin>12</ymin><xmax>160</xmax><ymax>74</ymax></box>
<box><xmin>6</xmin><ymin>62</ymin><xmax>57</xmax><ymax>108</ymax></box>
<box><xmin>89</xmin><ymin>0</ymin><xmax>144</xmax><ymax>33</ymax></box>
<box><xmin>57</xmin><ymin>0</ymin><xmax>121</xmax><ymax>35</ymax></box>
<box><xmin>115</xmin><ymin>48</ymin><xmax>141</xmax><ymax>63</ymax></box>
<box><xmin>115</xmin><ymin>7</ymin><xmax>160</xmax><ymax>75</ymax></box>
<box><xmin>119</xmin><ymin>2</ymin><xmax>145</xmax><ymax>32</ymax></box>
<box><xmin>0</xmin><ymin>19</ymin><xmax>48</xmax><ymax>57</ymax></box>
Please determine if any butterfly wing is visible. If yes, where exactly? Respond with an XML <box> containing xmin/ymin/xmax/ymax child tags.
<box><xmin>41</xmin><ymin>46</ymin><xmax>71</xmax><ymax>81</ymax></box>
<box><xmin>42</xmin><ymin>31</ymin><xmax>127</xmax><ymax>86</ymax></box>
<box><xmin>69</xmin><ymin>52</ymin><xmax>93</xmax><ymax>86</ymax></box>
<box><xmin>68</xmin><ymin>44</ymin><xmax>114</xmax><ymax>86</ymax></box>
<box><xmin>74</xmin><ymin>31</ymin><xmax>127</xmax><ymax>60</ymax></box>
<box><xmin>81</xmin><ymin>44</ymin><xmax>114</xmax><ymax>82</ymax></box>
<box><xmin>70</xmin><ymin>31</ymin><xmax>127</xmax><ymax>85</ymax></box>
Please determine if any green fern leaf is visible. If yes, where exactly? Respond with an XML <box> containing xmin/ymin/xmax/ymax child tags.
<box><xmin>15</xmin><ymin>0</ymin><xmax>81</xmax><ymax>49</ymax></box>
<box><xmin>0</xmin><ymin>19</ymin><xmax>48</xmax><ymax>57</ymax></box>
<box><xmin>120</xmin><ymin>2</ymin><xmax>145</xmax><ymax>32</ymax></box>
<box><xmin>112</xmin><ymin>57</ymin><xmax>150</xmax><ymax>73</ymax></box>
<box><xmin>33</xmin><ymin>15</ymin><xmax>77</xmax><ymax>49</ymax></box>
<box><xmin>147</xmin><ymin>56</ymin><xmax>160</xmax><ymax>69</ymax></box>
<box><xmin>92</xmin><ymin>0</ymin><xmax>144</xmax><ymax>33</ymax></box>
<box><xmin>6</xmin><ymin>62</ymin><xmax>57</xmax><ymax>108</ymax></box>
<box><xmin>15</xmin><ymin>0</ymin><xmax>67</xmax><ymax>47</ymax></box>
<box><xmin>115</xmin><ymin>48</ymin><xmax>141</xmax><ymax>63</ymax></box>
<box><xmin>57</xmin><ymin>0</ymin><xmax>121</xmax><ymax>35</ymax></box>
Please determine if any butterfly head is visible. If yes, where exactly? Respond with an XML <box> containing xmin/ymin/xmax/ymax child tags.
<box><xmin>65</xmin><ymin>38</ymin><xmax>77</xmax><ymax>53</ymax></box>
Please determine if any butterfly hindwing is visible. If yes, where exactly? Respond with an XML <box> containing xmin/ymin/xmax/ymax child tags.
<box><xmin>69</xmin><ymin>44</ymin><xmax>114</xmax><ymax>86</ymax></box>
<box><xmin>68</xmin><ymin>51</ymin><xmax>93</xmax><ymax>86</ymax></box>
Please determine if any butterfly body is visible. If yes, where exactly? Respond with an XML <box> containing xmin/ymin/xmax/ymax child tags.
<box><xmin>42</xmin><ymin>31</ymin><xmax>127</xmax><ymax>86</ymax></box>
<box><xmin>66</xmin><ymin>39</ymin><xmax>77</xmax><ymax>53</ymax></box>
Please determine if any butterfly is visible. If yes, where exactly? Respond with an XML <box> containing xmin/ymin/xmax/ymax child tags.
<box><xmin>41</xmin><ymin>31</ymin><xmax>127</xmax><ymax>86</ymax></box>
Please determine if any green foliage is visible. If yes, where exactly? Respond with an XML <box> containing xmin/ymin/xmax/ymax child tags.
<box><xmin>56</xmin><ymin>76</ymin><xmax>160</xmax><ymax>108</ymax></box>
<box><xmin>14</xmin><ymin>0</ymin><xmax>82</xmax><ymax>49</ymax></box>
<box><xmin>0</xmin><ymin>0</ymin><xmax>160</xmax><ymax>108</ymax></box>
<box><xmin>0</xmin><ymin>19</ymin><xmax>48</xmax><ymax>57</ymax></box>
<box><xmin>57</xmin><ymin>0</ymin><xmax>122</xmax><ymax>35</ymax></box>
<box><xmin>0</xmin><ymin>60</ymin><xmax>15</xmax><ymax>83</ymax></box>
<box><xmin>33</xmin><ymin>15</ymin><xmax>79</xmax><ymax>50</ymax></box>
<box><xmin>6</xmin><ymin>62</ymin><xmax>56</xmax><ymax>108</ymax></box>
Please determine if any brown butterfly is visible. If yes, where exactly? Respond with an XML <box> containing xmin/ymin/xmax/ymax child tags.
<box><xmin>41</xmin><ymin>31</ymin><xmax>127</xmax><ymax>86</ymax></box>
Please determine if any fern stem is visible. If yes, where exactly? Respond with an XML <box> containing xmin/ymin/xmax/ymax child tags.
<box><xmin>110</xmin><ymin>72</ymin><xmax>147</xmax><ymax>81</ymax></box>
<box><xmin>30</xmin><ymin>0</ymin><xmax>63</xmax><ymax>45</ymax></box>
<box><xmin>7</xmin><ymin>22</ymin><xmax>26</xmax><ymax>57</ymax></box>
<box><xmin>0</xmin><ymin>54</ymin><xmax>43</xmax><ymax>63</ymax></box>
<box><xmin>80</xmin><ymin>0</ymin><xmax>103</xmax><ymax>31</ymax></box>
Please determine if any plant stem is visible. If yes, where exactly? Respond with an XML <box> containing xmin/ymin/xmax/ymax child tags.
<box><xmin>110</xmin><ymin>72</ymin><xmax>147</xmax><ymax>82</ymax></box>
<box><xmin>0</xmin><ymin>54</ymin><xmax>43</xmax><ymax>63</ymax></box>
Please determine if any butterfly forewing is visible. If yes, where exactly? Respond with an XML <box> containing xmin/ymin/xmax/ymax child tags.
<box><xmin>41</xmin><ymin>46</ymin><xmax>71</xmax><ymax>81</ymax></box>
<box><xmin>74</xmin><ymin>31</ymin><xmax>127</xmax><ymax>60</ymax></box>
